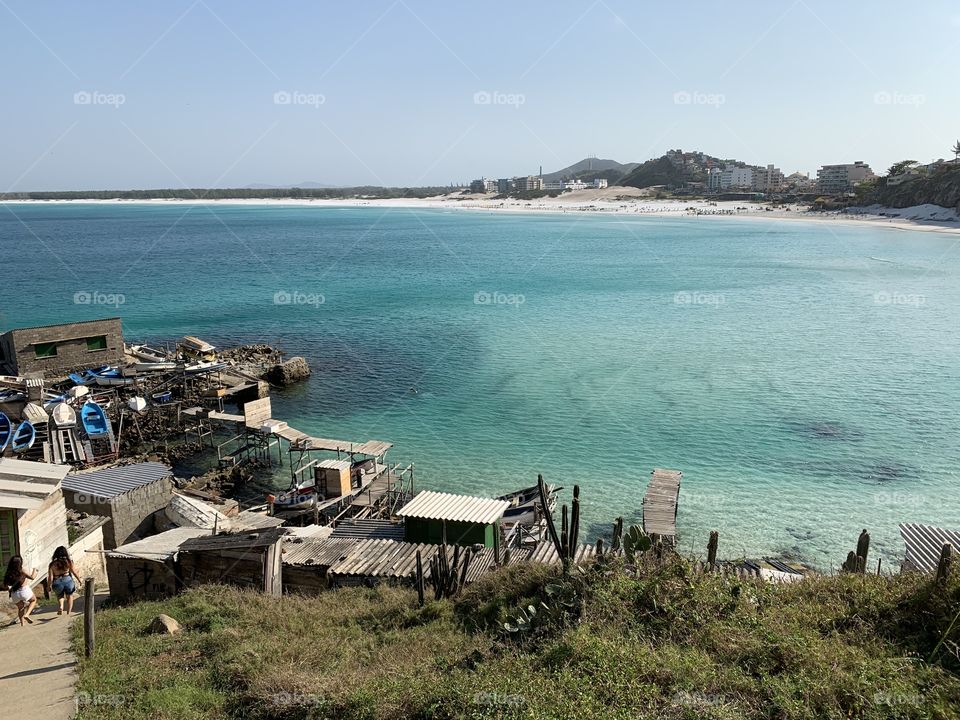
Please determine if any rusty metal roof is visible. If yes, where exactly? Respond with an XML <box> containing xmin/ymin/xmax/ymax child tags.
<box><xmin>397</xmin><ymin>491</ymin><xmax>510</xmax><ymax>525</ymax></box>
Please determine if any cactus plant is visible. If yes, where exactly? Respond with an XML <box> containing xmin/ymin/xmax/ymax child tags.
<box><xmin>611</xmin><ymin>517</ymin><xmax>624</xmax><ymax>552</ymax></box>
<box><xmin>537</xmin><ymin>475</ymin><xmax>581</xmax><ymax>574</ymax></box>
<box><xmin>623</xmin><ymin>524</ymin><xmax>652</xmax><ymax>563</ymax></box>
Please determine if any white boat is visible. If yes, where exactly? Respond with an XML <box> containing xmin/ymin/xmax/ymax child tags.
<box><xmin>52</xmin><ymin>402</ymin><xmax>77</xmax><ymax>428</ymax></box>
<box><xmin>67</xmin><ymin>385</ymin><xmax>90</xmax><ymax>399</ymax></box>
<box><xmin>22</xmin><ymin>402</ymin><xmax>49</xmax><ymax>424</ymax></box>
<box><xmin>94</xmin><ymin>374</ymin><xmax>136</xmax><ymax>387</ymax></box>
<box><xmin>183</xmin><ymin>360</ymin><xmax>226</xmax><ymax>375</ymax></box>
<box><xmin>129</xmin><ymin>344</ymin><xmax>170</xmax><ymax>363</ymax></box>
<box><xmin>127</xmin><ymin>396</ymin><xmax>148</xmax><ymax>413</ymax></box>
<box><xmin>132</xmin><ymin>361</ymin><xmax>178</xmax><ymax>372</ymax></box>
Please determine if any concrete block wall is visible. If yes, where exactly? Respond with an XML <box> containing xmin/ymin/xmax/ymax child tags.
<box><xmin>63</xmin><ymin>477</ymin><xmax>173</xmax><ymax>550</ymax></box>
<box><xmin>107</xmin><ymin>478</ymin><xmax>174</xmax><ymax>549</ymax></box>
<box><xmin>2</xmin><ymin>317</ymin><xmax>124</xmax><ymax>375</ymax></box>
<box><xmin>69</xmin><ymin>523</ymin><xmax>108</xmax><ymax>588</ymax></box>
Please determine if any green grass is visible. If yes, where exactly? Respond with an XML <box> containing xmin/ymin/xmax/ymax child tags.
<box><xmin>73</xmin><ymin>558</ymin><xmax>960</xmax><ymax>719</ymax></box>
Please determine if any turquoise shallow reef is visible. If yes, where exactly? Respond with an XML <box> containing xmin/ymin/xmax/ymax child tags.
<box><xmin>3</xmin><ymin>202</ymin><xmax>958</xmax><ymax>567</ymax></box>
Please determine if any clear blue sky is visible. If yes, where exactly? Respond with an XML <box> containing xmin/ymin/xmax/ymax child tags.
<box><xmin>2</xmin><ymin>0</ymin><xmax>958</xmax><ymax>190</ymax></box>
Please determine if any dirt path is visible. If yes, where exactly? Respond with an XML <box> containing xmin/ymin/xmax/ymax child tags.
<box><xmin>0</xmin><ymin>595</ymin><xmax>94</xmax><ymax>720</ymax></box>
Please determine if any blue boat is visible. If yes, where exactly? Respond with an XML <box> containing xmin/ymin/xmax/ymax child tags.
<box><xmin>68</xmin><ymin>372</ymin><xmax>94</xmax><ymax>386</ymax></box>
<box><xmin>151</xmin><ymin>390</ymin><xmax>173</xmax><ymax>404</ymax></box>
<box><xmin>81</xmin><ymin>401</ymin><xmax>110</xmax><ymax>438</ymax></box>
<box><xmin>11</xmin><ymin>420</ymin><xmax>35</xmax><ymax>452</ymax></box>
<box><xmin>0</xmin><ymin>412</ymin><xmax>11</xmax><ymax>452</ymax></box>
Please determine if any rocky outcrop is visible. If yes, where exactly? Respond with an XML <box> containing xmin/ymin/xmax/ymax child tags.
<box><xmin>864</xmin><ymin>164</ymin><xmax>960</xmax><ymax>212</ymax></box>
<box><xmin>267</xmin><ymin>356</ymin><xmax>311</xmax><ymax>386</ymax></box>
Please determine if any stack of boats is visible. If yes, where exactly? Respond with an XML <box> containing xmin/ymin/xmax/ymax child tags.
<box><xmin>0</xmin><ymin>396</ymin><xmax>113</xmax><ymax>466</ymax></box>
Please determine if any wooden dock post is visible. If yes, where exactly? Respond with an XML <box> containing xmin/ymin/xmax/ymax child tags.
<box><xmin>707</xmin><ymin>531</ymin><xmax>719</xmax><ymax>570</ymax></box>
<box><xmin>415</xmin><ymin>550</ymin><xmax>425</xmax><ymax>607</ymax></box>
<box><xmin>262</xmin><ymin>539</ymin><xmax>283</xmax><ymax>596</ymax></box>
<box><xmin>936</xmin><ymin>543</ymin><xmax>953</xmax><ymax>585</ymax></box>
<box><xmin>83</xmin><ymin>577</ymin><xmax>95</xmax><ymax>658</ymax></box>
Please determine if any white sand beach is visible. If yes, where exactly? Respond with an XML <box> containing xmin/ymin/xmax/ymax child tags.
<box><xmin>5</xmin><ymin>190</ymin><xmax>960</xmax><ymax>235</ymax></box>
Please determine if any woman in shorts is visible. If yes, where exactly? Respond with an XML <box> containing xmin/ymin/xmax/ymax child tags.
<box><xmin>4</xmin><ymin>555</ymin><xmax>38</xmax><ymax>625</ymax></box>
<box><xmin>48</xmin><ymin>546</ymin><xmax>81</xmax><ymax>616</ymax></box>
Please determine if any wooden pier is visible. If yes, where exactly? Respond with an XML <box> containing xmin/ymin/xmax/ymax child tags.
<box><xmin>642</xmin><ymin>468</ymin><xmax>682</xmax><ymax>547</ymax></box>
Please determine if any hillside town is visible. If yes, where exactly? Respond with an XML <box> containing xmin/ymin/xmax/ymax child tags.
<box><xmin>470</xmin><ymin>148</ymin><xmax>960</xmax><ymax>198</ymax></box>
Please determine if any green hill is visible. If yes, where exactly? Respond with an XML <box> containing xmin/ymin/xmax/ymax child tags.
<box><xmin>72</xmin><ymin>559</ymin><xmax>960</xmax><ymax>719</ymax></box>
<box><xmin>618</xmin><ymin>155</ymin><xmax>698</xmax><ymax>189</ymax></box>
<box><xmin>858</xmin><ymin>163</ymin><xmax>960</xmax><ymax>211</ymax></box>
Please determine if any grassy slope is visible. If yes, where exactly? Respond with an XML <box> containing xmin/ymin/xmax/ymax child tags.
<box><xmin>73</xmin><ymin>560</ymin><xmax>960</xmax><ymax>720</ymax></box>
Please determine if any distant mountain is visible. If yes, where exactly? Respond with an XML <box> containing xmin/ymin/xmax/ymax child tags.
<box><xmin>244</xmin><ymin>181</ymin><xmax>338</xmax><ymax>189</ymax></box>
<box><xmin>541</xmin><ymin>158</ymin><xmax>639</xmax><ymax>183</ymax></box>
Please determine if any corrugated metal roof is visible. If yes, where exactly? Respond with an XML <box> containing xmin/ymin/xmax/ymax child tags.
<box><xmin>317</xmin><ymin>459</ymin><xmax>352</xmax><ymax>470</ymax></box>
<box><xmin>397</xmin><ymin>491</ymin><xmax>510</xmax><ymax>525</ymax></box>
<box><xmin>179</xmin><ymin>527</ymin><xmax>288</xmax><ymax>553</ymax></box>
<box><xmin>63</xmin><ymin>462</ymin><xmax>172</xmax><ymax>499</ymax></box>
<box><xmin>899</xmin><ymin>523</ymin><xmax>960</xmax><ymax>572</ymax></box>
<box><xmin>106</xmin><ymin>527</ymin><xmax>209</xmax><ymax>561</ymax></box>
<box><xmin>231</xmin><ymin>510</ymin><xmax>286</xmax><ymax>531</ymax></box>
<box><xmin>330</xmin><ymin>518</ymin><xmax>405</xmax><ymax>541</ymax></box>
<box><xmin>0</xmin><ymin>457</ymin><xmax>71</xmax><ymax>484</ymax></box>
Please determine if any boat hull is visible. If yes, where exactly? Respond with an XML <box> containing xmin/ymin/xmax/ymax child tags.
<box><xmin>11</xmin><ymin>420</ymin><xmax>35</xmax><ymax>452</ymax></box>
<box><xmin>81</xmin><ymin>401</ymin><xmax>110</xmax><ymax>438</ymax></box>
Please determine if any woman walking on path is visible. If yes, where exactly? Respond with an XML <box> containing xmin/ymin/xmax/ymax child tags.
<box><xmin>47</xmin><ymin>546</ymin><xmax>81</xmax><ymax>616</ymax></box>
<box><xmin>3</xmin><ymin>556</ymin><xmax>38</xmax><ymax>626</ymax></box>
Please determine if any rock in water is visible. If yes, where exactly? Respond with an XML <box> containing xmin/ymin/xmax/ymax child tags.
<box><xmin>148</xmin><ymin>614</ymin><xmax>182</xmax><ymax>635</ymax></box>
<box><xmin>267</xmin><ymin>356</ymin><xmax>311</xmax><ymax>386</ymax></box>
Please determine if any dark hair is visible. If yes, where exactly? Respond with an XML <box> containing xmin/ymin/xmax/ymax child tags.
<box><xmin>4</xmin><ymin>555</ymin><xmax>24</xmax><ymax>588</ymax></box>
<box><xmin>52</xmin><ymin>546</ymin><xmax>71</xmax><ymax>563</ymax></box>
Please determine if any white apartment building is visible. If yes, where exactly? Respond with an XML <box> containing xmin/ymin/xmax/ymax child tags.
<box><xmin>816</xmin><ymin>162</ymin><xmax>874</xmax><ymax>193</ymax></box>
<box><xmin>720</xmin><ymin>166</ymin><xmax>753</xmax><ymax>190</ymax></box>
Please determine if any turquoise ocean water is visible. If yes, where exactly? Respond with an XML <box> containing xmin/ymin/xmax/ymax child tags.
<box><xmin>2</xmin><ymin>203</ymin><xmax>958</xmax><ymax>567</ymax></box>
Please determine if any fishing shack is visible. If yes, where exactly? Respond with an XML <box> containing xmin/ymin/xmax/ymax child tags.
<box><xmin>0</xmin><ymin>317</ymin><xmax>124</xmax><ymax>376</ymax></box>
<box><xmin>177</xmin><ymin>528</ymin><xmax>287</xmax><ymax>595</ymax></box>
<box><xmin>61</xmin><ymin>462</ymin><xmax>174</xmax><ymax>549</ymax></box>
<box><xmin>0</xmin><ymin>458</ymin><xmax>70</xmax><ymax>576</ymax></box>
<box><xmin>397</xmin><ymin>491</ymin><xmax>510</xmax><ymax>548</ymax></box>
<box><xmin>106</xmin><ymin>527</ymin><xmax>209</xmax><ymax>602</ymax></box>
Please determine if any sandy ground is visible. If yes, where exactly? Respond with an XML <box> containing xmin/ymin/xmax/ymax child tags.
<box><xmin>4</xmin><ymin>190</ymin><xmax>960</xmax><ymax>235</ymax></box>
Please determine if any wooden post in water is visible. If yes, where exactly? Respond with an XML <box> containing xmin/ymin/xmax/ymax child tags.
<box><xmin>83</xmin><ymin>577</ymin><xmax>95</xmax><ymax>658</ymax></box>
<box><xmin>936</xmin><ymin>543</ymin><xmax>953</xmax><ymax>586</ymax></box>
<box><xmin>707</xmin><ymin>531</ymin><xmax>719</xmax><ymax>570</ymax></box>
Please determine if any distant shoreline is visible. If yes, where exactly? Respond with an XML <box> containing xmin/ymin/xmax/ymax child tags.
<box><xmin>4</xmin><ymin>194</ymin><xmax>959</xmax><ymax>235</ymax></box>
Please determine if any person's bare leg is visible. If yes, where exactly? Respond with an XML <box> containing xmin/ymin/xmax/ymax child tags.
<box><xmin>58</xmin><ymin>594</ymin><xmax>65</xmax><ymax>615</ymax></box>
<box><xmin>17</xmin><ymin>600</ymin><xmax>25</xmax><ymax>625</ymax></box>
<box><xmin>23</xmin><ymin>596</ymin><xmax>36</xmax><ymax>623</ymax></box>
<box><xmin>66</xmin><ymin>593</ymin><xmax>74</xmax><ymax>614</ymax></box>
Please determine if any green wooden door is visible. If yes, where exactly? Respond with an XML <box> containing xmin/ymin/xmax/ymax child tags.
<box><xmin>0</xmin><ymin>508</ymin><xmax>18</xmax><ymax>566</ymax></box>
